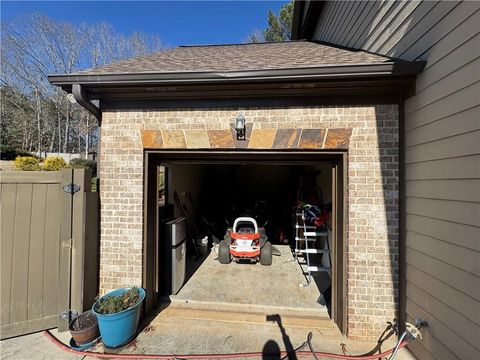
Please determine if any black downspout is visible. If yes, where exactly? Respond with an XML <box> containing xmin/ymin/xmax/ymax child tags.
<box><xmin>398</xmin><ymin>95</ymin><xmax>407</xmax><ymax>334</ymax></box>
<box><xmin>72</xmin><ymin>83</ymin><xmax>102</xmax><ymax>188</ymax></box>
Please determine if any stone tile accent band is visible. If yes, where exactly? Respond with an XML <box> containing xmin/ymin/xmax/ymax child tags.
<box><xmin>140</xmin><ymin>128</ymin><xmax>352</xmax><ymax>150</ymax></box>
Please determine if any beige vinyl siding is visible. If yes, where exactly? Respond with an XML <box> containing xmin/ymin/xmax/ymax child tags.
<box><xmin>312</xmin><ymin>1</ymin><xmax>480</xmax><ymax>358</ymax></box>
<box><xmin>345</xmin><ymin>1</ymin><xmax>382</xmax><ymax>48</ymax></box>
<box><xmin>405</xmin><ymin>155</ymin><xmax>480</xmax><ymax>181</ymax></box>
<box><xmin>312</xmin><ymin>1</ymin><xmax>480</xmax><ymax>62</ymax></box>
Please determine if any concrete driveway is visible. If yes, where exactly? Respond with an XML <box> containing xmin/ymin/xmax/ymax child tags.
<box><xmin>0</xmin><ymin>329</ymin><xmax>83</xmax><ymax>360</ymax></box>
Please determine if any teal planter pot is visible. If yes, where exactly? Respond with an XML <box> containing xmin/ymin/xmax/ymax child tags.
<box><xmin>92</xmin><ymin>288</ymin><xmax>145</xmax><ymax>348</ymax></box>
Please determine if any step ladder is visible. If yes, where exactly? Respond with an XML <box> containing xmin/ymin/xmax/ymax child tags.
<box><xmin>294</xmin><ymin>210</ymin><xmax>331</xmax><ymax>287</ymax></box>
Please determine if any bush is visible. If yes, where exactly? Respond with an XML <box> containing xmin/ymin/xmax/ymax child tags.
<box><xmin>1</xmin><ymin>145</ymin><xmax>36</xmax><ymax>160</ymax></box>
<box><xmin>13</xmin><ymin>156</ymin><xmax>41</xmax><ymax>171</ymax></box>
<box><xmin>42</xmin><ymin>156</ymin><xmax>67</xmax><ymax>171</ymax></box>
<box><xmin>94</xmin><ymin>288</ymin><xmax>141</xmax><ymax>315</ymax></box>
<box><xmin>70</xmin><ymin>158</ymin><xmax>97</xmax><ymax>175</ymax></box>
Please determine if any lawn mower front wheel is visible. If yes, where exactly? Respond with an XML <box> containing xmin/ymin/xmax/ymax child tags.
<box><xmin>218</xmin><ymin>240</ymin><xmax>231</xmax><ymax>264</ymax></box>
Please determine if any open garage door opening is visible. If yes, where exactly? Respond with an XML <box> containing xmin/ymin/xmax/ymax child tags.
<box><xmin>144</xmin><ymin>151</ymin><xmax>347</xmax><ymax>333</ymax></box>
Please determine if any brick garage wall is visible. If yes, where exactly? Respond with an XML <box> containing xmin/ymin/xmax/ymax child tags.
<box><xmin>100</xmin><ymin>105</ymin><xmax>399</xmax><ymax>339</ymax></box>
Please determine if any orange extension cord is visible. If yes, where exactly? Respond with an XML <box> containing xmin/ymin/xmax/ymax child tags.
<box><xmin>44</xmin><ymin>329</ymin><xmax>408</xmax><ymax>360</ymax></box>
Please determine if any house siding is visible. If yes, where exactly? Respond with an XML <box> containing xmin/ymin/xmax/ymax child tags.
<box><xmin>310</xmin><ymin>1</ymin><xmax>480</xmax><ymax>358</ymax></box>
<box><xmin>100</xmin><ymin>104</ymin><xmax>399</xmax><ymax>340</ymax></box>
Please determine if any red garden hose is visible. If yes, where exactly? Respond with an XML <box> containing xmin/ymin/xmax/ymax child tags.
<box><xmin>43</xmin><ymin>329</ymin><xmax>408</xmax><ymax>360</ymax></box>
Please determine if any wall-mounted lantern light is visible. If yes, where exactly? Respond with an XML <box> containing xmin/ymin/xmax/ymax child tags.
<box><xmin>235</xmin><ymin>113</ymin><xmax>246</xmax><ymax>140</ymax></box>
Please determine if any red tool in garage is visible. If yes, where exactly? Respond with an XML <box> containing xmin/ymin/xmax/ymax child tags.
<box><xmin>218</xmin><ymin>217</ymin><xmax>272</xmax><ymax>265</ymax></box>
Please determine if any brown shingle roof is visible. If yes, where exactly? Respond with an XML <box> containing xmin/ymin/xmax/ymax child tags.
<box><xmin>75</xmin><ymin>41</ymin><xmax>392</xmax><ymax>75</ymax></box>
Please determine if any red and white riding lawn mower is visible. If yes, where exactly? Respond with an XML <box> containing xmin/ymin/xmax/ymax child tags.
<box><xmin>218</xmin><ymin>217</ymin><xmax>272</xmax><ymax>266</ymax></box>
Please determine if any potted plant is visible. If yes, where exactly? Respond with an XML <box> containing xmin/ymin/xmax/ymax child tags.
<box><xmin>92</xmin><ymin>287</ymin><xmax>145</xmax><ymax>348</ymax></box>
<box><xmin>69</xmin><ymin>310</ymin><xmax>99</xmax><ymax>345</ymax></box>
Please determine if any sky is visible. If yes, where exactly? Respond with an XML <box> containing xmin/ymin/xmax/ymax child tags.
<box><xmin>1</xmin><ymin>0</ymin><xmax>289</xmax><ymax>47</ymax></box>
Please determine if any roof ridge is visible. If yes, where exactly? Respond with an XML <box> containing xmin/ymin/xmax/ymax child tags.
<box><xmin>178</xmin><ymin>40</ymin><xmax>308</xmax><ymax>48</ymax></box>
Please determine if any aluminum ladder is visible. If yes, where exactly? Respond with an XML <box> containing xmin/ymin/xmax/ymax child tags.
<box><xmin>294</xmin><ymin>210</ymin><xmax>331</xmax><ymax>287</ymax></box>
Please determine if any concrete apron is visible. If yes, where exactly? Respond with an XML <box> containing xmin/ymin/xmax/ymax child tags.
<box><xmin>0</xmin><ymin>305</ymin><xmax>415</xmax><ymax>360</ymax></box>
<box><xmin>97</xmin><ymin>301</ymin><xmax>414</xmax><ymax>360</ymax></box>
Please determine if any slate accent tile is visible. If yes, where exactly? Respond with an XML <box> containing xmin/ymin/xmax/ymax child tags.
<box><xmin>140</xmin><ymin>130</ymin><xmax>163</xmax><ymax>149</ymax></box>
<box><xmin>324</xmin><ymin>128</ymin><xmax>353</xmax><ymax>149</ymax></box>
<box><xmin>272</xmin><ymin>129</ymin><xmax>301</xmax><ymax>149</ymax></box>
<box><xmin>162</xmin><ymin>130</ymin><xmax>186</xmax><ymax>148</ymax></box>
<box><xmin>298</xmin><ymin>129</ymin><xmax>325</xmax><ymax>149</ymax></box>
<box><xmin>208</xmin><ymin>130</ymin><xmax>234</xmax><ymax>148</ymax></box>
<box><xmin>230</xmin><ymin>123</ymin><xmax>253</xmax><ymax>149</ymax></box>
<box><xmin>185</xmin><ymin>130</ymin><xmax>211</xmax><ymax>149</ymax></box>
<box><xmin>248</xmin><ymin>129</ymin><xmax>276</xmax><ymax>149</ymax></box>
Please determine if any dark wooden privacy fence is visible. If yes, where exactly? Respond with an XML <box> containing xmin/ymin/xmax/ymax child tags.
<box><xmin>0</xmin><ymin>169</ymin><xmax>99</xmax><ymax>339</ymax></box>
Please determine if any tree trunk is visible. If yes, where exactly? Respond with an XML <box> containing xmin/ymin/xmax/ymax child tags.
<box><xmin>35</xmin><ymin>87</ymin><xmax>42</xmax><ymax>154</ymax></box>
<box><xmin>49</xmin><ymin>132</ymin><xmax>55</xmax><ymax>152</ymax></box>
<box><xmin>23</xmin><ymin>118</ymin><xmax>28</xmax><ymax>150</ymax></box>
<box><xmin>56</xmin><ymin>95</ymin><xmax>62</xmax><ymax>153</ymax></box>
<box><xmin>57</xmin><ymin>112</ymin><xmax>62</xmax><ymax>153</ymax></box>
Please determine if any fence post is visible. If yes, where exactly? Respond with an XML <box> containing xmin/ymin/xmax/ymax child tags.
<box><xmin>71</xmin><ymin>168</ymin><xmax>98</xmax><ymax>314</ymax></box>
